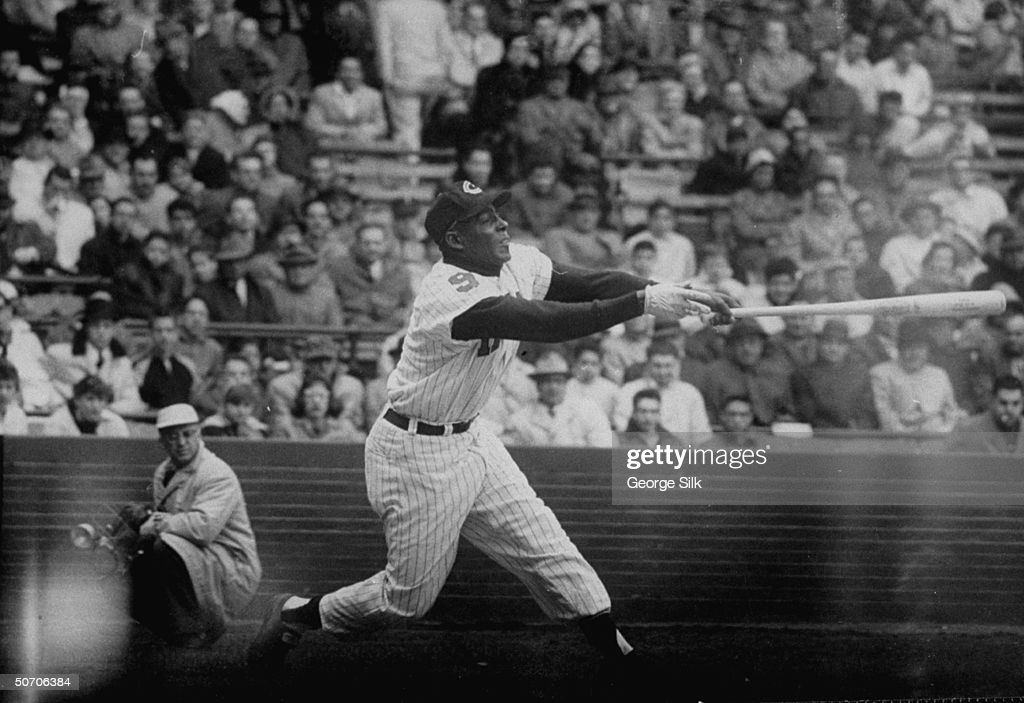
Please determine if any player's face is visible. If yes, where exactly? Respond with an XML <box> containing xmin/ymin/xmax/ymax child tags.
<box><xmin>160</xmin><ymin>424</ymin><xmax>202</xmax><ymax>467</ymax></box>
<box><xmin>459</xmin><ymin>206</ymin><xmax>510</xmax><ymax>268</ymax></box>
<box><xmin>992</xmin><ymin>389</ymin><xmax>1023</xmax><ymax>430</ymax></box>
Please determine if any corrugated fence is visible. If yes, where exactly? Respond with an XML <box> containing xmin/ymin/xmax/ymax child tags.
<box><xmin>3</xmin><ymin>436</ymin><xmax>1024</xmax><ymax>626</ymax></box>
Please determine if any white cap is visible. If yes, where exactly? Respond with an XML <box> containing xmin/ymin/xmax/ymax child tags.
<box><xmin>155</xmin><ymin>404</ymin><xmax>200</xmax><ymax>430</ymax></box>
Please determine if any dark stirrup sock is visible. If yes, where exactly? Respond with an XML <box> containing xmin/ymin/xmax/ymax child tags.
<box><xmin>578</xmin><ymin>612</ymin><xmax>634</xmax><ymax>658</ymax></box>
<box><xmin>281</xmin><ymin>595</ymin><xmax>324</xmax><ymax>629</ymax></box>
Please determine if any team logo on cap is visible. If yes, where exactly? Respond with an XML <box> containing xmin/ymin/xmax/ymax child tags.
<box><xmin>462</xmin><ymin>181</ymin><xmax>482</xmax><ymax>194</ymax></box>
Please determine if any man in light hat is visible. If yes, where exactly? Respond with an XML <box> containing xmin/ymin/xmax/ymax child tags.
<box><xmin>502</xmin><ymin>350</ymin><xmax>613</xmax><ymax>447</ymax></box>
<box><xmin>130</xmin><ymin>403</ymin><xmax>261</xmax><ymax>646</ymax></box>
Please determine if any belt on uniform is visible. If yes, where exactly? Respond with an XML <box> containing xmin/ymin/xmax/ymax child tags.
<box><xmin>384</xmin><ymin>408</ymin><xmax>472</xmax><ymax>436</ymax></box>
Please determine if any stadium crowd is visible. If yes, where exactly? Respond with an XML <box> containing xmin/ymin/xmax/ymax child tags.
<box><xmin>0</xmin><ymin>0</ymin><xmax>1023</xmax><ymax>449</ymax></box>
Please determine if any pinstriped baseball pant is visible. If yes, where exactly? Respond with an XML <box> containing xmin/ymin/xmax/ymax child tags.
<box><xmin>319</xmin><ymin>418</ymin><xmax>611</xmax><ymax>633</ymax></box>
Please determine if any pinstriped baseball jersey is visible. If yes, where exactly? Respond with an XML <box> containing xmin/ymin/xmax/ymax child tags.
<box><xmin>387</xmin><ymin>242</ymin><xmax>553</xmax><ymax>423</ymax></box>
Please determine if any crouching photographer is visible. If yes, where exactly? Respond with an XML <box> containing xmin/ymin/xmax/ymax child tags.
<box><xmin>131</xmin><ymin>404</ymin><xmax>262</xmax><ymax>647</ymax></box>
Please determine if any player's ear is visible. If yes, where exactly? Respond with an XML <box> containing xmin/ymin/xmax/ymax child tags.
<box><xmin>443</xmin><ymin>227</ymin><xmax>464</xmax><ymax>251</ymax></box>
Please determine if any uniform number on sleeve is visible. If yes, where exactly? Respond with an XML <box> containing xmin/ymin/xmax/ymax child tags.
<box><xmin>477</xmin><ymin>337</ymin><xmax>501</xmax><ymax>357</ymax></box>
<box><xmin>448</xmin><ymin>272</ymin><xmax>478</xmax><ymax>292</ymax></box>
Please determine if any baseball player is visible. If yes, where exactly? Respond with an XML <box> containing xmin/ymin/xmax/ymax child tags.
<box><xmin>248</xmin><ymin>181</ymin><xmax>735</xmax><ymax>674</ymax></box>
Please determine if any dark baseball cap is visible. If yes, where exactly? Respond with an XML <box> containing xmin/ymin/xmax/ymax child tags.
<box><xmin>424</xmin><ymin>181</ymin><xmax>510</xmax><ymax>244</ymax></box>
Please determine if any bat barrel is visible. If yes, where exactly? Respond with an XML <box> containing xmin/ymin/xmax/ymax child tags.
<box><xmin>730</xmin><ymin>291</ymin><xmax>1007</xmax><ymax>319</ymax></box>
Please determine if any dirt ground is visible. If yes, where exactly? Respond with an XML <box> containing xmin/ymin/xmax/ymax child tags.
<box><xmin>5</xmin><ymin>615</ymin><xmax>1024</xmax><ymax>703</ymax></box>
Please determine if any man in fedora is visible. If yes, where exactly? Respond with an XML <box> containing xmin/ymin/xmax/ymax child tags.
<box><xmin>196</xmin><ymin>232</ymin><xmax>280</xmax><ymax>324</ymax></box>
<box><xmin>502</xmin><ymin>350</ymin><xmax>613</xmax><ymax>447</ymax></box>
<box><xmin>131</xmin><ymin>403</ymin><xmax>261</xmax><ymax>646</ymax></box>
<box><xmin>268</xmin><ymin>243</ymin><xmax>344</xmax><ymax>327</ymax></box>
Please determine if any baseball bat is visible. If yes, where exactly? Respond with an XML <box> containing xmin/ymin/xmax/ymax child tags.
<box><xmin>730</xmin><ymin>291</ymin><xmax>1007</xmax><ymax>319</ymax></box>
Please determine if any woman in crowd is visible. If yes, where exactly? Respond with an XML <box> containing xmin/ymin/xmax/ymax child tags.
<box><xmin>270</xmin><ymin>376</ymin><xmax>365</xmax><ymax>442</ymax></box>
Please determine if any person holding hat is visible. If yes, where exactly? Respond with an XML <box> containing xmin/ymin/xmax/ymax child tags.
<box><xmin>792</xmin><ymin>318</ymin><xmax>878</xmax><ymax>429</ymax></box>
<box><xmin>869</xmin><ymin>317</ymin><xmax>961</xmax><ymax>433</ymax></box>
<box><xmin>268</xmin><ymin>242</ymin><xmax>344</xmax><ymax>327</ymax></box>
<box><xmin>501</xmin><ymin>350</ymin><xmax>613</xmax><ymax>447</ymax></box>
<box><xmin>248</xmin><ymin>179</ymin><xmax>735</xmax><ymax>678</ymax></box>
<box><xmin>195</xmin><ymin>225</ymin><xmax>281</xmax><ymax>324</ymax></box>
<box><xmin>879</xmin><ymin>198</ymin><xmax>945</xmax><ymax>293</ymax></box>
<box><xmin>266</xmin><ymin>334</ymin><xmax>365</xmax><ymax>432</ymax></box>
<box><xmin>129</xmin><ymin>402</ymin><xmax>261</xmax><ymax>647</ymax></box>
<box><xmin>47</xmin><ymin>295</ymin><xmax>145</xmax><ymax>416</ymax></box>
<box><xmin>42</xmin><ymin>374</ymin><xmax>130</xmax><ymax>437</ymax></box>
<box><xmin>542</xmin><ymin>189</ymin><xmax>623</xmax><ymax>271</ymax></box>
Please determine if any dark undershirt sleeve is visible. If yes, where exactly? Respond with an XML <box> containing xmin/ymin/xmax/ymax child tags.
<box><xmin>545</xmin><ymin>263</ymin><xmax>653</xmax><ymax>303</ymax></box>
<box><xmin>452</xmin><ymin>293</ymin><xmax>645</xmax><ymax>343</ymax></box>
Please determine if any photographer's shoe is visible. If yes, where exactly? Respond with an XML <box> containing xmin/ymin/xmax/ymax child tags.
<box><xmin>247</xmin><ymin>594</ymin><xmax>311</xmax><ymax>674</ymax></box>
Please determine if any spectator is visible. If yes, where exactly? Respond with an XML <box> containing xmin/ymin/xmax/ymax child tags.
<box><xmin>513</xmin><ymin>64</ymin><xmax>602</xmax><ymax>183</ymax></box>
<box><xmin>703</xmin><ymin>318</ymin><xmax>794</xmax><ymax>426</ymax></box>
<box><xmin>565</xmin><ymin>340</ymin><xmax>619</xmax><ymax>419</ymax></box>
<box><xmin>925</xmin><ymin>0</ymin><xmax>985</xmax><ymax>46</ymax></box>
<box><xmin>972</xmin><ymin>225</ymin><xmax>1024</xmax><ymax>302</ymax></box>
<box><xmin>902</xmin><ymin>96</ymin><xmax>995</xmax><ymax>160</ymax></box>
<box><xmin>167</xmin><ymin>198</ymin><xmax>207</xmax><ymax>254</ymax></box>
<box><xmin>766</xmin><ymin>307</ymin><xmax>818</xmax><ymax>374</ymax></box>
<box><xmin>926</xmin><ymin>315</ymin><xmax>993</xmax><ymax>415</ymax></box>
<box><xmin>822</xmin><ymin>261</ymin><xmax>874</xmax><ymax>338</ymax></box>
<box><xmin>256</xmin><ymin>0</ymin><xmax>310</xmax><ymax>94</ymax></box>
<box><xmin>8</xmin><ymin>128</ymin><xmax>53</xmax><ymax>210</ymax></box>
<box><xmin>328</xmin><ymin>223</ymin><xmax>413</xmax><ymax>328</ymax></box>
<box><xmin>271</xmin><ymin>375</ymin><xmax>365</xmax><ymax>441</ymax></box>
<box><xmin>929</xmin><ymin>156</ymin><xmax>1009</xmax><ymax>253</ymax></box>
<box><xmin>864</xmin><ymin>151</ymin><xmax>925</xmax><ymax>229</ymax></box>
<box><xmin>986</xmin><ymin>304</ymin><xmax>1024</xmax><ymax>382</ymax></box>
<box><xmin>872</xmin><ymin>37</ymin><xmax>933</xmax><ymax>120</ymax></box>
<box><xmin>176</xmin><ymin>295</ymin><xmax>224</xmax><ymax>391</ymax></box>
<box><xmin>789</xmin><ymin>175</ymin><xmax>860</xmax><ymax>265</ymax></box>
<box><xmin>171</xmin><ymin>111</ymin><xmax>231</xmax><ymax>190</ymax></box>
<box><xmin>853</xmin><ymin>314</ymin><xmax>901</xmax><ymax>368</ymax></box>
<box><xmin>374</xmin><ymin>0</ymin><xmax>455</xmax><ymax>151</ymax></box>
<box><xmin>503</xmin><ymin>350</ymin><xmax>613</xmax><ymax>447</ymax></box>
<box><xmin>837</xmin><ymin>31</ymin><xmax>877</xmax><ymax>115</ymax></box>
<box><xmin>640</xmin><ymin>80</ymin><xmax>705</xmax><ymax>160</ymax></box>
<box><xmin>266</xmin><ymin>334</ymin><xmax>364</xmax><ymax>432</ymax></box>
<box><xmin>626</xmin><ymin>199</ymin><xmax>697</xmax><ymax>284</ymax></box>
<box><xmin>501</xmin><ymin>158</ymin><xmax>574</xmax><ymax>244</ymax></box>
<box><xmin>193</xmin><ymin>351</ymin><xmax>268</xmax><ymax>421</ymax></box>
<box><xmin>67</xmin><ymin>0</ymin><xmax>146</xmax><ymax>92</ymax></box>
<box><xmin>453</xmin><ymin>143</ymin><xmax>495</xmax><ymax>189</ymax></box>
<box><xmin>301</xmin><ymin>197</ymin><xmax>348</xmax><ymax>265</ymax></box>
<box><xmin>0</xmin><ymin>281</ymin><xmax>62</xmax><ymax>413</ymax></box>
<box><xmin>729</xmin><ymin>148</ymin><xmax>792</xmax><ymax>263</ymax></box>
<box><xmin>794</xmin><ymin>48</ymin><xmax>864</xmax><ymax>137</ymax></box>
<box><xmin>955</xmin><ymin>19</ymin><xmax>1023</xmax><ymax>89</ymax></box>
<box><xmin>870</xmin><ymin>317</ymin><xmax>960</xmax><ymax>433</ymax></box>
<box><xmin>304</xmin><ymin>57</ymin><xmax>388</xmax><ymax>146</ymax></box>
<box><xmin>711</xmin><ymin>394</ymin><xmax>760</xmax><ymax>444</ymax></box>
<box><xmin>601</xmin><ymin>313</ymin><xmax>654</xmax><ymax>384</ymax></box>
<box><xmin>566</xmin><ymin>42</ymin><xmax>604</xmax><ymax>105</ymax></box>
<box><xmin>0</xmin><ymin>48</ymin><xmax>40</xmax><ymax>149</ymax></box>
<box><xmin>43</xmin><ymin>102</ymin><xmax>87</xmax><ymax>170</ymax></box>
<box><xmin>745</xmin><ymin>18</ymin><xmax>814</xmax><ymax>124</ymax></box>
<box><xmin>879</xmin><ymin>199</ymin><xmax>945</xmax><ymax>293</ymax></box>
<box><xmin>201</xmin><ymin>382</ymin><xmax>268</xmax><ymax>438</ymax></box>
<box><xmin>113</xmin><ymin>231</ymin><xmax>186</xmax><ymax>320</ymax></box>
<box><xmin>76</xmin><ymin>197</ymin><xmax>144</xmax><ymax>278</ymax></box>
<box><xmin>198</xmin><ymin>151</ymin><xmax>292</xmax><ymax>243</ymax></box>
<box><xmin>131</xmin><ymin>403</ymin><xmax>261</xmax><ymax>646</ymax></box>
<box><xmin>678</xmin><ymin>53</ymin><xmax>720</xmax><ymax>120</ymax></box>
<box><xmin>221</xmin><ymin>16</ymin><xmax>278</xmax><ymax>105</ymax></box>
<box><xmin>13</xmin><ymin>165</ymin><xmax>94</xmax><ymax>273</ymax></box>
<box><xmin>134</xmin><ymin>310</ymin><xmax>200</xmax><ymax>410</ymax></box>
<box><xmin>869</xmin><ymin>90</ymin><xmax>921</xmax><ymax>158</ymax></box>
<box><xmin>0</xmin><ymin>191</ymin><xmax>55</xmax><ymax>277</ymax></box>
<box><xmin>850</xmin><ymin>195</ymin><xmax>898</xmax><ymax>263</ymax></box>
<box><xmin>552</xmin><ymin>0</ymin><xmax>602</xmax><ymax>67</ymax></box>
<box><xmin>543</xmin><ymin>190</ymin><xmax>623</xmax><ymax>271</ymax></box>
<box><xmin>470</xmin><ymin>32</ymin><xmax>538</xmax><ymax>178</ymax></box>
<box><xmin>611</xmin><ymin>341</ymin><xmax>710</xmax><ymax>435</ymax></box>
<box><xmin>617</xmin><ymin>388</ymin><xmax>677</xmax><ymax>448</ymax></box>
<box><xmin>774</xmin><ymin>116</ymin><xmax>825</xmax><ymax>198</ymax></box>
<box><xmin>687</xmin><ymin>244</ymin><xmax>752</xmax><ymax>307</ymax></box>
<box><xmin>129</xmin><ymin>153</ymin><xmax>178</xmax><ymax>236</ymax></box>
<box><xmin>0</xmin><ymin>358</ymin><xmax>28</xmax><ymax>435</ymax></box>
<box><xmin>756</xmin><ymin>257</ymin><xmax>801</xmax><ymax>336</ymax></box>
<box><xmin>702</xmin><ymin>9</ymin><xmax>751</xmax><ymax>87</ymax></box>
<box><xmin>792</xmin><ymin>318</ymin><xmax>878</xmax><ymax>429</ymax></box>
<box><xmin>603</xmin><ymin>0</ymin><xmax>675</xmax><ymax>68</ymax></box>
<box><xmin>948</xmin><ymin>374</ymin><xmax>1024</xmax><ymax>453</ymax></box>
<box><xmin>250</xmin><ymin>136</ymin><xmax>300</xmax><ymax>205</ymax></box>
<box><xmin>688</xmin><ymin>125</ymin><xmax>750</xmax><ymax>195</ymax></box>
<box><xmin>450</xmin><ymin>0</ymin><xmax>504</xmax><ymax>95</ymax></box>
<box><xmin>43</xmin><ymin>374</ymin><xmax>131</xmax><ymax>437</ymax></box>
<box><xmin>904</xmin><ymin>241</ymin><xmax>966</xmax><ymax>295</ymax></box>
<box><xmin>917</xmin><ymin>10</ymin><xmax>961</xmax><ymax>87</ymax></box>
<box><xmin>196</xmin><ymin>235</ymin><xmax>280</xmax><ymax>324</ymax></box>
<box><xmin>269</xmin><ymin>243</ymin><xmax>345</xmax><ymax>327</ymax></box>
<box><xmin>703</xmin><ymin>80</ymin><xmax>766</xmax><ymax>153</ymax></box>
<box><xmin>254</xmin><ymin>87</ymin><xmax>309</xmax><ymax>178</ymax></box>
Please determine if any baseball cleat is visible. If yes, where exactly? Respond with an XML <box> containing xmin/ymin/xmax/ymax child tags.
<box><xmin>246</xmin><ymin>594</ymin><xmax>310</xmax><ymax>675</ymax></box>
